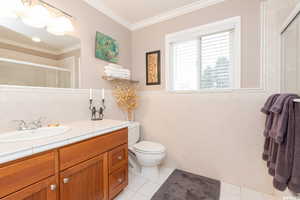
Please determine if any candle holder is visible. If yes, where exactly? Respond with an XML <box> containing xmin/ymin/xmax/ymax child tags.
<box><xmin>89</xmin><ymin>98</ymin><xmax>106</xmax><ymax>121</ymax></box>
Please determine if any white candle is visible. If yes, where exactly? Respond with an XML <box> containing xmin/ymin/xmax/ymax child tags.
<box><xmin>102</xmin><ymin>88</ymin><xmax>105</xmax><ymax>100</ymax></box>
<box><xmin>89</xmin><ymin>89</ymin><xmax>92</xmax><ymax>100</ymax></box>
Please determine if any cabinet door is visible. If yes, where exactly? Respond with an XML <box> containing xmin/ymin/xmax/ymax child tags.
<box><xmin>1</xmin><ymin>176</ymin><xmax>57</xmax><ymax>200</ymax></box>
<box><xmin>60</xmin><ymin>153</ymin><xmax>108</xmax><ymax>200</ymax></box>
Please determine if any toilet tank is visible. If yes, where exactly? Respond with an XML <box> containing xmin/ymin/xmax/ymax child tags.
<box><xmin>128</xmin><ymin>122</ymin><xmax>140</xmax><ymax>146</ymax></box>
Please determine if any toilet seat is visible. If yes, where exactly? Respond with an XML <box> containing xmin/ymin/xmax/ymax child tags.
<box><xmin>133</xmin><ymin>141</ymin><xmax>166</xmax><ymax>154</ymax></box>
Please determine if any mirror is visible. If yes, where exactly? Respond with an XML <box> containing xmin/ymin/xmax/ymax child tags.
<box><xmin>281</xmin><ymin>13</ymin><xmax>300</xmax><ymax>93</ymax></box>
<box><xmin>0</xmin><ymin>1</ymin><xmax>80</xmax><ymax>88</ymax></box>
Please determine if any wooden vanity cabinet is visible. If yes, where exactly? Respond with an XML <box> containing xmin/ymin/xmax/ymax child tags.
<box><xmin>0</xmin><ymin>128</ymin><xmax>128</xmax><ymax>200</ymax></box>
<box><xmin>1</xmin><ymin>176</ymin><xmax>58</xmax><ymax>200</ymax></box>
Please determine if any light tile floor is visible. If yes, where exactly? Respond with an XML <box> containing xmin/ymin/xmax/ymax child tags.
<box><xmin>115</xmin><ymin>167</ymin><xmax>278</xmax><ymax>200</ymax></box>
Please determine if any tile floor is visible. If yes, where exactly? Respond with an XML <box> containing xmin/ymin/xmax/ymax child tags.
<box><xmin>115</xmin><ymin>167</ymin><xmax>278</xmax><ymax>200</ymax></box>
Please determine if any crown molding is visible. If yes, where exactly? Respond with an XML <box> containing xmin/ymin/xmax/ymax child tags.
<box><xmin>59</xmin><ymin>44</ymin><xmax>81</xmax><ymax>54</ymax></box>
<box><xmin>83</xmin><ymin>0</ymin><xmax>132</xmax><ymax>29</ymax></box>
<box><xmin>0</xmin><ymin>38</ymin><xmax>60</xmax><ymax>55</ymax></box>
<box><xmin>0</xmin><ymin>38</ymin><xmax>80</xmax><ymax>56</ymax></box>
<box><xmin>84</xmin><ymin>0</ymin><xmax>225</xmax><ymax>31</ymax></box>
<box><xmin>130</xmin><ymin>0</ymin><xmax>225</xmax><ymax>30</ymax></box>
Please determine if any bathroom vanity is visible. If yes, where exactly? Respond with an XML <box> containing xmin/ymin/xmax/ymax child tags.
<box><xmin>0</xmin><ymin>120</ymin><xmax>130</xmax><ymax>200</ymax></box>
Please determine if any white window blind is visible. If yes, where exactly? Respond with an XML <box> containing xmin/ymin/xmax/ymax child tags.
<box><xmin>201</xmin><ymin>31</ymin><xmax>232</xmax><ymax>89</ymax></box>
<box><xmin>170</xmin><ymin>30</ymin><xmax>234</xmax><ymax>91</ymax></box>
<box><xmin>172</xmin><ymin>40</ymin><xmax>199</xmax><ymax>91</ymax></box>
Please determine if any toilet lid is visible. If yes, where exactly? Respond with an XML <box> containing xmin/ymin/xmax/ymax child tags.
<box><xmin>133</xmin><ymin>141</ymin><xmax>166</xmax><ymax>153</ymax></box>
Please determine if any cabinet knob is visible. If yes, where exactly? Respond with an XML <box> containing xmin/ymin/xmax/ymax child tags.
<box><xmin>118</xmin><ymin>178</ymin><xmax>123</xmax><ymax>183</ymax></box>
<box><xmin>63</xmin><ymin>178</ymin><xmax>70</xmax><ymax>184</ymax></box>
<box><xmin>117</xmin><ymin>156</ymin><xmax>123</xmax><ymax>160</ymax></box>
<box><xmin>50</xmin><ymin>184</ymin><xmax>57</xmax><ymax>191</ymax></box>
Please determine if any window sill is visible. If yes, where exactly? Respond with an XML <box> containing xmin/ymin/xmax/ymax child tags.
<box><xmin>166</xmin><ymin>88</ymin><xmax>266</xmax><ymax>94</ymax></box>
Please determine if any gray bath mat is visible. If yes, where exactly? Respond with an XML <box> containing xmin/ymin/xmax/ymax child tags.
<box><xmin>152</xmin><ymin>169</ymin><xmax>220</xmax><ymax>200</ymax></box>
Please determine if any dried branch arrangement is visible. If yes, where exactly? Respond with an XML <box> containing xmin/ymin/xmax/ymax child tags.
<box><xmin>111</xmin><ymin>80</ymin><xmax>138</xmax><ymax>121</ymax></box>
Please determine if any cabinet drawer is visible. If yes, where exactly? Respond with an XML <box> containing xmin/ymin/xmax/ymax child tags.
<box><xmin>59</xmin><ymin>128</ymin><xmax>128</xmax><ymax>170</ymax></box>
<box><xmin>109</xmin><ymin>144</ymin><xmax>128</xmax><ymax>173</ymax></box>
<box><xmin>109</xmin><ymin>165</ymin><xmax>128</xmax><ymax>200</ymax></box>
<box><xmin>0</xmin><ymin>152</ymin><xmax>55</xmax><ymax>198</ymax></box>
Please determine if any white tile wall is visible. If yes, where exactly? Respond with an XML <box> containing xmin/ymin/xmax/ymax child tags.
<box><xmin>0</xmin><ymin>87</ymin><xmax>123</xmax><ymax>133</ymax></box>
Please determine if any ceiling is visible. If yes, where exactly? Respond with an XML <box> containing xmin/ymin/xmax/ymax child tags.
<box><xmin>0</xmin><ymin>18</ymin><xmax>80</xmax><ymax>54</ymax></box>
<box><xmin>100</xmin><ymin>0</ymin><xmax>200</xmax><ymax>23</ymax></box>
<box><xmin>84</xmin><ymin>0</ymin><xmax>225</xmax><ymax>30</ymax></box>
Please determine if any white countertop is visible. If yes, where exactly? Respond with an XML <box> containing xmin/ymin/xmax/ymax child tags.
<box><xmin>0</xmin><ymin>119</ymin><xmax>132</xmax><ymax>164</ymax></box>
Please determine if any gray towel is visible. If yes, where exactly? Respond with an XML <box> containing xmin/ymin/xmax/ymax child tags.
<box><xmin>262</xmin><ymin>95</ymin><xmax>280</xmax><ymax>162</ymax></box>
<box><xmin>267</xmin><ymin>139</ymin><xmax>278</xmax><ymax>176</ymax></box>
<box><xmin>274</xmin><ymin>96</ymin><xmax>297</xmax><ymax>143</ymax></box>
<box><xmin>263</xmin><ymin>137</ymin><xmax>271</xmax><ymax>161</ymax></box>
<box><xmin>270</xmin><ymin>94</ymin><xmax>297</xmax><ymax>114</ymax></box>
<box><xmin>273</xmin><ymin>99</ymin><xmax>296</xmax><ymax>191</ymax></box>
<box><xmin>288</xmin><ymin>103</ymin><xmax>300</xmax><ymax>193</ymax></box>
<box><xmin>262</xmin><ymin>95</ymin><xmax>280</xmax><ymax>137</ymax></box>
<box><xmin>269</xmin><ymin>94</ymin><xmax>297</xmax><ymax>140</ymax></box>
<box><xmin>261</xmin><ymin>94</ymin><xmax>280</xmax><ymax>114</ymax></box>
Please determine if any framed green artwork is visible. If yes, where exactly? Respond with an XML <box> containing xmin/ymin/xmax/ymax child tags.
<box><xmin>95</xmin><ymin>32</ymin><xmax>119</xmax><ymax>63</ymax></box>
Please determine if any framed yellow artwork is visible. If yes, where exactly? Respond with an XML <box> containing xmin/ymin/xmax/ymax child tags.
<box><xmin>146</xmin><ymin>50</ymin><xmax>161</xmax><ymax>85</ymax></box>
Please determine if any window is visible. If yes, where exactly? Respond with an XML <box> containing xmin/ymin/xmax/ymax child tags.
<box><xmin>166</xmin><ymin>17</ymin><xmax>241</xmax><ymax>91</ymax></box>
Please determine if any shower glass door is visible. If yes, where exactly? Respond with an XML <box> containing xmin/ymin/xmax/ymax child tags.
<box><xmin>281</xmin><ymin>13</ymin><xmax>300</xmax><ymax>93</ymax></box>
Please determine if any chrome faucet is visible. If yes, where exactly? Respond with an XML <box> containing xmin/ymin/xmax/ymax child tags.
<box><xmin>27</xmin><ymin>119</ymin><xmax>43</xmax><ymax>130</ymax></box>
<box><xmin>14</xmin><ymin>120</ymin><xmax>28</xmax><ymax>131</ymax></box>
<box><xmin>14</xmin><ymin>117</ymin><xmax>45</xmax><ymax>131</ymax></box>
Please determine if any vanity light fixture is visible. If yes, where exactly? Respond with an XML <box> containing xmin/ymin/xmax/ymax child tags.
<box><xmin>21</xmin><ymin>4</ymin><xmax>50</xmax><ymax>28</ymax></box>
<box><xmin>32</xmin><ymin>37</ymin><xmax>41</xmax><ymax>42</ymax></box>
<box><xmin>0</xmin><ymin>0</ymin><xmax>25</xmax><ymax>19</ymax></box>
<box><xmin>47</xmin><ymin>16</ymin><xmax>74</xmax><ymax>36</ymax></box>
<box><xmin>0</xmin><ymin>0</ymin><xmax>75</xmax><ymax>36</ymax></box>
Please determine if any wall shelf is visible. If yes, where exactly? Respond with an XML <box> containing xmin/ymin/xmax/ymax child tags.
<box><xmin>102</xmin><ymin>76</ymin><xmax>139</xmax><ymax>84</ymax></box>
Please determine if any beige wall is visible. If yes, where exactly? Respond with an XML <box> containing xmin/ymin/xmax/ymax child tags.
<box><xmin>44</xmin><ymin>0</ymin><xmax>132</xmax><ymax>89</ymax></box>
<box><xmin>0</xmin><ymin>48</ymin><xmax>60</xmax><ymax>67</ymax></box>
<box><xmin>136</xmin><ymin>91</ymin><xmax>272</xmax><ymax>193</ymax></box>
<box><xmin>0</xmin><ymin>42</ymin><xmax>59</xmax><ymax>60</ymax></box>
<box><xmin>132</xmin><ymin>0</ymin><xmax>261</xmax><ymax>89</ymax></box>
<box><xmin>57</xmin><ymin>50</ymin><xmax>81</xmax><ymax>88</ymax></box>
<box><xmin>131</xmin><ymin>0</ymin><xmax>275</xmax><ymax>194</ymax></box>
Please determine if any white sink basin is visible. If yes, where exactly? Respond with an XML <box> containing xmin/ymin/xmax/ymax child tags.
<box><xmin>0</xmin><ymin>126</ymin><xmax>70</xmax><ymax>142</ymax></box>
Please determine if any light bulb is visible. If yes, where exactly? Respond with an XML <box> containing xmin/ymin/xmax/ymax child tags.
<box><xmin>21</xmin><ymin>5</ymin><xmax>50</xmax><ymax>28</ymax></box>
<box><xmin>32</xmin><ymin>37</ymin><xmax>41</xmax><ymax>42</ymax></box>
<box><xmin>47</xmin><ymin>16</ymin><xmax>74</xmax><ymax>36</ymax></box>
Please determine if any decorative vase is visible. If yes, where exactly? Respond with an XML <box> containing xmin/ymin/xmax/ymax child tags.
<box><xmin>127</xmin><ymin>111</ymin><xmax>134</xmax><ymax>122</ymax></box>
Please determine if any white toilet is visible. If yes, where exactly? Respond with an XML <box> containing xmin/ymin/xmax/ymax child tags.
<box><xmin>128</xmin><ymin>122</ymin><xmax>166</xmax><ymax>179</ymax></box>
